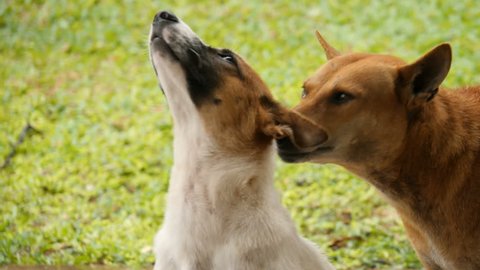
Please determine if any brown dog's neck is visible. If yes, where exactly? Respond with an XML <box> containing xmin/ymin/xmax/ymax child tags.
<box><xmin>366</xmin><ymin>88</ymin><xmax>480</xmax><ymax>211</ymax></box>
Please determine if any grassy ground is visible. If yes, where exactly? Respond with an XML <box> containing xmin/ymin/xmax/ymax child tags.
<box><xmin>1</xmin><ymin>0</ymin><xmax>479</xmax><ymax>269</ymax></box>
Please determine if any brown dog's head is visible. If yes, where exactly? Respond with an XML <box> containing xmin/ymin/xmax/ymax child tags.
<box><xmin>149</xmin><ymin>11</ymin><xmax>322</xmax><ymax>154</ymax></box>
<box><xmin>277</xmin><ymin>31</ymin><xmax>451</xmax><ymax>169</ymax></box>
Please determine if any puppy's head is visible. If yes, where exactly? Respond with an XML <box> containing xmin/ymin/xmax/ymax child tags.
<box><xmin>149</xmin><ymin>11</ymin><xmax>311</xmax><ymax>153</ymax></box>
<box><xmin>278</xmin><ymin>31</ymin><xmax>451</xmax><ymax>167</ymax></box>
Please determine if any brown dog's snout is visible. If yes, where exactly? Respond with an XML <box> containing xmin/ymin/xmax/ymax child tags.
<box><xmin>154</xmin><ymin>11</ymin><xmax>179</xmax><ymax>23</ymax></box>
<box><xmin>288</xmin><ymin>113</ymin><xmax>328</xmax><ymax>151</ymax></box>
<box><xmin>276</xmin><ymin>110</ymin><xmax>328</xmax><ymax>152</ymax></box>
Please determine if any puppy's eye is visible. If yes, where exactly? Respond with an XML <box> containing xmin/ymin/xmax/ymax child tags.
<box><xmin>330</xmin><ymin>91</ymin><xmax>354</xmax><ymax>105</ymax></box>
<box><xmin>218</xmin><ymin>53</ymin><xmax>235</xmax><ymax>64</ymax></box>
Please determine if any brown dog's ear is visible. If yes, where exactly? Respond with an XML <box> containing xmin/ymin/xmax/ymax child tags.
<box><xmin>315</xmin><ymin>30</ymin><xmax>340</xmax><ymax>60</ymax></box>
<box><xmin>398</xmin><ymin>43</ymin><xmax>452</xmax><ymax>106</ymax></box>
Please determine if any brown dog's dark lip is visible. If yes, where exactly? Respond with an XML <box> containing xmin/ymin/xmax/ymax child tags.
<box><xmin>313</xmin><ymin>145</ymin><xmax>334</xmax><ymax>153</ymax></box>
<box><xmin>277</xmin><ymin>150</ymin><xmax>309</xmax><ymax>163</ymax></box>
<box><xmin>278</xmin><ymin>145</ymin><xmax>333</xmax><ymax>163</ymax></box>
<box><xmin>278</xmin><ymin>143</ymin><xmax>334</xmax><ymax>155</ymax></box>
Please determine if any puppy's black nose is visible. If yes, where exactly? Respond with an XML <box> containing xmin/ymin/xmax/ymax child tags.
<box><xmin>154</xmin><ymin>11</ymin><xmax>179</xmax><ymax>23</ymax></box>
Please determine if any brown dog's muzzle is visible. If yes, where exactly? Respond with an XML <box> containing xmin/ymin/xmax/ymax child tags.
<box><xmin>275</xmin><ymin>110</ymin><xmax>328</xmax><ymax>163</ymax></box>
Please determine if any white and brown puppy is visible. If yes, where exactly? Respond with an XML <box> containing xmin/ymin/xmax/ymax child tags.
<box><xmin>148</xmin><ymin>11</ymin><xmax>334</xmax><ymax>270</ymax></box>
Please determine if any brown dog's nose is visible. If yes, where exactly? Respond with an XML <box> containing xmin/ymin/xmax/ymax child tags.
<box><xmin>154</xmin><ymin>11</ymin><xmax>179</xmax><ymax>23</ymax></box>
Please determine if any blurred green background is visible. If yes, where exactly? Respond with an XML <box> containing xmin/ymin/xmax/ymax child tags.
<box><xmin>1</xmin><ymin>0</ymin><xmax>479</xmax><ymax>269</ymax></box>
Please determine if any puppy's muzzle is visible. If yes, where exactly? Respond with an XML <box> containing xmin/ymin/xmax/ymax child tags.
<box><xmin>150</xmin><ymin>11</ymin><xmax>178</xmax><ymax>42</ymax></box>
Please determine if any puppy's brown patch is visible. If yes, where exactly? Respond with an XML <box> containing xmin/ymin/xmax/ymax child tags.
<box><xmin>198</xmin><ymin>53</ymin><xmax>326</xmax><ymax>156</ymax></box>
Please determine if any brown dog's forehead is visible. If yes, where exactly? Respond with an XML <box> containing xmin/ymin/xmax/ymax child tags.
<box><xmin>305</xmin><ymin>53</ymin><xmax>406</xmax><ymax>91</ymax></box>
<box><xmin>304</xmin><ymin>54</ymin><xmax>367</xmax><ymax>87</ymax></box>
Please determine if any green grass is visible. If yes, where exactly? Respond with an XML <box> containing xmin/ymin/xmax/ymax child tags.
<box><xmin>1</xmin><ymin>0</ymin><xmax>479</xmax><ymax>269</ymax></box>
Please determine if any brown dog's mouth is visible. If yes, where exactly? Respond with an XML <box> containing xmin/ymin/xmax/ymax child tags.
<box><xmin>277</xmin><ymin>137</ymin><xmax>333</xmax><ymax>163</ymax></box>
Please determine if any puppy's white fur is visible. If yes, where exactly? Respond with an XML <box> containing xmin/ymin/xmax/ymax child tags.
<box><xmin>149</xmin><ymin>16</ymin><xmax>334</xmax><ymax>270</ymax></box>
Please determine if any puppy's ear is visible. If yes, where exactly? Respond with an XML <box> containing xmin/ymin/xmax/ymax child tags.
<box><xmin>315</xmin><ymin>30</ymin><xmax>340</xmax><ymax>60</ymax></box>
<box><xmin>258</xmin><ymin>96</ymin><xmax>327</xmax><ymax>148</ymax></box>
<box><xmin>262</xmin><ymin>122</ymin><xmax>292</xmax><ymax>140</ymax></box>
<box><xmin>397</xmin><ymin>43</ymin><xmax>451</xmax><ymax>107</ymax></box>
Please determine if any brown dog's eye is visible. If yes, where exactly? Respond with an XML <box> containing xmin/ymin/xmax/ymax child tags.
<box><xmin>330</xmin><ymin>91</ymin><xmax>353</xmax><ymax>105</ymax></box>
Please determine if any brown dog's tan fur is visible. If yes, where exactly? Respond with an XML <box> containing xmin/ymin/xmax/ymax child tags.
<box><xmin>279</xmin><ymin>32</ymin><xmax>480</xmax><ymax>269</ymax></box>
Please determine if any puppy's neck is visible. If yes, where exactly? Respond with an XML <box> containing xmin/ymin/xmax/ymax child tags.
<box><xmin>168</xmin><ymin>122</ymin><xmax>276</xmax><ymax>214</ymax></box>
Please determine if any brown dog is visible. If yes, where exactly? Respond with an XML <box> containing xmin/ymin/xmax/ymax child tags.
<box><xmin>277</xmin><ymin>31</ymin><xmax>480</xmax><ymax>270</ymax></box>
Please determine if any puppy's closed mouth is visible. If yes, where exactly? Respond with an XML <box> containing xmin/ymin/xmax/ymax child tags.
<box><xmin>150</xmin><ymin>34</ymin><xmax>181</xmax><ymax>61</ymax></box>
<box><xmin>150</xmin><ymin>34</ymin><xmax>161</xmax><ymax>42</ymax></box>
